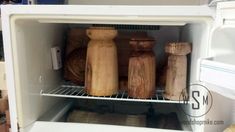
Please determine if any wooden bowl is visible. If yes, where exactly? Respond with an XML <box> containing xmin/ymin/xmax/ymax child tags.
<box><xmin>64</xmin><ymin>48</ymin><xmax>87</xmax><ymax>85</ymax></box>
<box><xmin>66</xmin><ymin>28</ymin><xmax>88</xmax><ymax>56</ymax></box>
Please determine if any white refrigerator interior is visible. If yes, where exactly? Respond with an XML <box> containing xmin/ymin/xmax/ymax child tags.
<box><xmin>1</xmin><ymin>2</ymin><xmax>235</xmax><ymax>132</ymax></box>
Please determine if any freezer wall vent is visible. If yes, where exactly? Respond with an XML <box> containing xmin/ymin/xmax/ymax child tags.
<box><xmin>92</xmin><ymin>24</ymin><xmax>160</xmax><ymax>31</ymax></box>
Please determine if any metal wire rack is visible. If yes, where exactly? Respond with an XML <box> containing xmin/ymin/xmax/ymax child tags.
<box><xmin>41</xmin><ymin>82</ymin><xmax>186</xmax><ymax>104</ymax></box>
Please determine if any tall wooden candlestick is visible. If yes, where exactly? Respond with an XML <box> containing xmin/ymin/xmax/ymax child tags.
<box><xmin>128</xmin><ymin>38</ymin><xmax>156</xmax><ymax>99</ymax></box>
<box><xmin>85</xmin><ymin>27</ymin><xmax>118</xmax><ymax>96</ymax></box>
<box><xmin>164</xmin><ymin>42</ymin><xmax>191</xmax><ymax>100</ymax></box>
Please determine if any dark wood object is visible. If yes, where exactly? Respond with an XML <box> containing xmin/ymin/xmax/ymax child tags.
<box><xmin>115</xmin><ymin>31</ymin><xmax>148</xmax><ymax>92</ymax></box>
<box><xmin>65</xmin><ymin>28</ymin><xmax>88</xmax><ymax>57</ymax></box>
<box><xmin>64</xmin><ymin>48</ymin><xmax>87</xmax><ymax>85</ymax></box>
<box><xmin>64</xmin><ymin>28</ymin><xmax>89</xmax><ymax>85</ymax></box>
<box><xmin>128</xmin><ymin>38</ymin><xmax>156</xmax><ymax>99</ymax></box>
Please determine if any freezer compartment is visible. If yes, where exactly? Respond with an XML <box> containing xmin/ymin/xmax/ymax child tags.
<box><xmin>35</xmin><ymin>100</ymin><xmax>191</xmax><ymax>131</ymax></box>
<box><xmin>8</xmin><ymin>14</ymin><xmax>210</xmax><ymax>131</ymax></box>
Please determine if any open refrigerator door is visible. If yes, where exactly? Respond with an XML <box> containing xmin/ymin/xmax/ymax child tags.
<box><xmin>199</xmin><ymin>1</ymin><xmax>235</xmax><ymax>132</ymax></box>
<box><xmin>200</xmin><ymin>1</ymin><xmax>235</xmax><ymax>100</ymax></box>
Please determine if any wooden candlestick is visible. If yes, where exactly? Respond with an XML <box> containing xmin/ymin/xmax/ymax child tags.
<box><xmin>85</xmin><ymin>27</ymin><xmax>118</xmax><ymax>96</ymax></box>
<box><xmin>128</xmin><ymin>38</ymin><xmax>156</xmax><ymax>99</ymax></box>
<box><xmin>164</xmin><ymin>42</ymin><xmax>191</xmax><ymax>100</ymax></box>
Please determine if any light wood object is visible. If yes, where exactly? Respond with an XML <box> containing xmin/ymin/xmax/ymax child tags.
<box><xmin>0</xmin><ymin>62</ymin><xmax>7</xmax><ymax>98</ymax></box>
<box><xmin>164</xmin><ymin>42</ymin><xmax>191</xmax><ymax>100</ymax></box>
<box><xmin>85</xmin><ymin>27</ymin><xmax>118</xmax><ymax>96</ymax></box>
<box><xmin>128</xmin><ymin>38</ymin><xmax>156</xmax><ymax>99</ymax></box>
<box><xmin>224</xmin><ymin>124</ymin><xmax>235</xmax><ymax>132</ymax></box>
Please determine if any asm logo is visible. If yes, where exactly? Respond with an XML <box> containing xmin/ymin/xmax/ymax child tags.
<box><xmin>178</xmin><ymin>84</ymin><xmax>213</xmax><ymax>117</ymax></box>
<box><xmin>192</xmin><ymin>90</ymin><xmax>209</xmax><ymax>110</ymax></box>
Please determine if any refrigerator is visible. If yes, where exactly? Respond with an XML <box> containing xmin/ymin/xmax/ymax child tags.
<box><xmin>1</xmin><ymin>1</ymin><xmax>235</xmax><ymax>132</ymax></box>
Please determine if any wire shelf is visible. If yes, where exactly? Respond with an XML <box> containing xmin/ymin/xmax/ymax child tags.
<box><xmin>41</xmin><ymin>82</ymin><xmax>186</xmax><ymax>104</ymax></box>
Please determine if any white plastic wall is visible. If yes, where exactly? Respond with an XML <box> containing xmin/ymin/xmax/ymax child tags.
<box><xmin>180</xmin><ymin>23</ymin><xmax>212</xmax><ymax>132</ymax></box>
<box><xmin>210</xmin><ymin>27</ymin><xmax>235</xmax><ymax>65</ymax></box>
<box><xmin>200</xmin><ymin>27</ymin><xmax>235</xmax><ymax>99</ymax></box>
<box><xmin>11</xmin><ymin>19</ymin><xmax>65</xmax><ymax>129</ymax></box>
<box><xmin>204</xmin><ymin>87</ymin><xmax>234</xmax><ymax>132</ymax></box>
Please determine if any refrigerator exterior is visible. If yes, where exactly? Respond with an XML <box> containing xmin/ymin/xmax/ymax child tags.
<box><xmin>0</xmin><ymin>2</ymin><xmax>234</xmax><ymax>132</ymax></box>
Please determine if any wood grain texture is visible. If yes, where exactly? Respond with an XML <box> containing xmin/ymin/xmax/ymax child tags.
<box><xmin>129</xmin><ymin>38</ymin><xmax>155</xmax><ymax>51</ymax></box>
<box><xmin>64</xmin><ymin>28</ymin><xmax>89</xmax><ymax>84</ymax></box>
<box><xmin>165</xmin><ymin>42</ymin><xmax>191</xmax><ymax>55</ymax></box>
<box><xmin>0</xmin><ymin>98</ymin><xmax>8</xmax><ymax>113</ymax></box>
<box><xmin>85</xmin><ymin>27</ymin><xmax>118</xmax><ymax>96</ymax></box>
<box><xmin>65</xmin><ymin>28</ymin><xmax>89</xmax><ymax>57</ymax></box>
<box><xmin>0</xmin><ymin>123</ymin><xmax>6</xmax><ymax>132</ymax></box>
<box><xmin>64</xmin><ymin>48</ymin><xmax>87</xmax><ymax>85</ymax></box>
<box><xmin>128</xmin><ymin>53</ymin><xmax>156</xmax><ymax>98</ymax></box>
<box><xmin>115</xmin><ymin>32</ymin><xmax>148</xmax><ymax>91</ymax></box>
<box><xmin>164</xmin><ymin>55</ymin><xmax>187</xmax><ymax>100</ymax></box>
<box><xmin>128</xmin><ymin>38</ymin><xmax>156</xmax><ymax>99</ymax></box>
<box><xmin>164</xmin><ymin>42</ymin><xmax>191</xmax><ymax>100</ymax></box>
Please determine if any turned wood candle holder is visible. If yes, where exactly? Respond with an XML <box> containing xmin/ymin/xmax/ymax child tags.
<box><xmin>164</xmin><ymin>42</ymin><xmax>191</xmax><ymax>100</ymax></box>
<box><xmin>128</xmin><ymin>38</ymin><xmax>156</xmax><ymax>99</ymax></box>
<box><xmin>85</xmin><ymin>27</ymin><xmax>118</xmax><ymax>96</ymax></box>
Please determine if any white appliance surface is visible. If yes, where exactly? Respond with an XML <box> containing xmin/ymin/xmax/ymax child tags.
<box><xmin>1</xmin><ymin>2</ymin><xmax>235</xmax><ymax>132</ymax></box>
<box><xmin>0</xmin><ymin>5</ymin><xmax>213</xmax><ymax>132</ymax></box>
<box><xmin>29</xmin><ymin>122</ymin><xmax>191</xmax><ymax>132</ymax></box>
<box><xmin>199</xmin><ymin>1</ymin><xmax>235</xmax><ymax>99</ymax></box>
<box><xmin>67</xmin><ymin>0</ymin><xmax>208</xmax><ymax>5</ymax></box>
